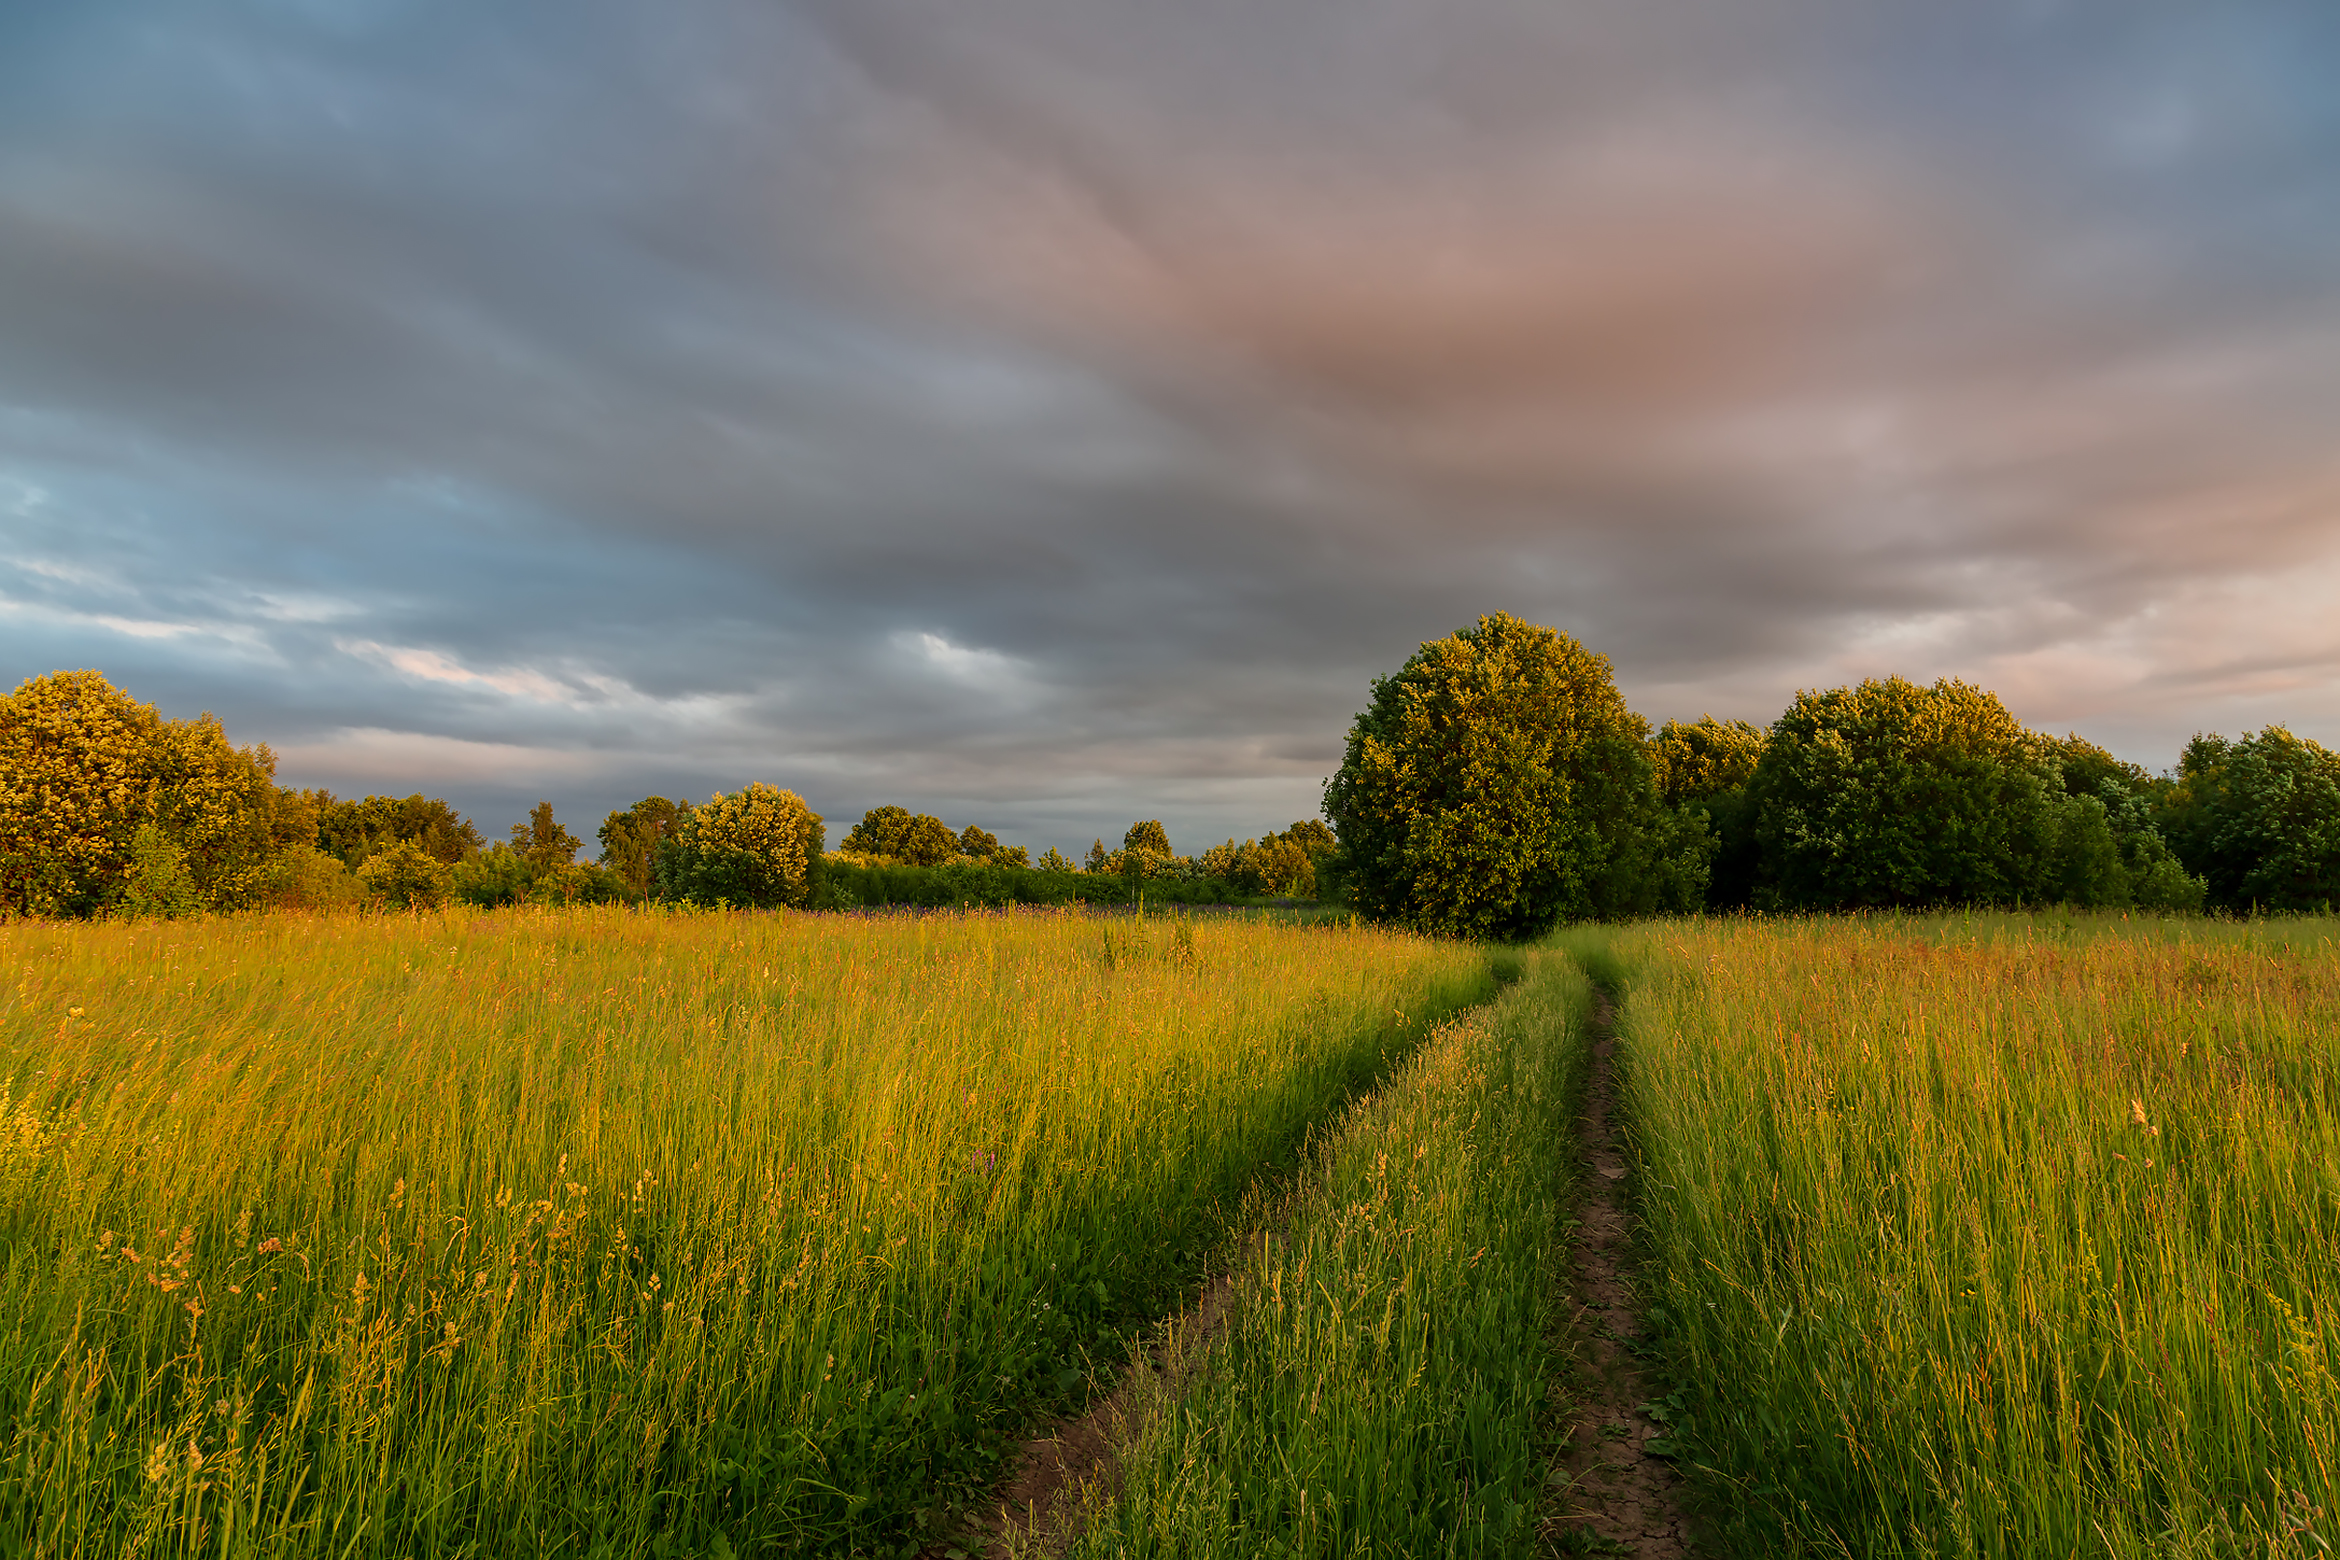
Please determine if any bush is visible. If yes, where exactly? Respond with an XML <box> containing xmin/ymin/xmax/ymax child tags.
<box><xmin>118</xmin><ymin>824</ymin><xmax>201</xmax><ymax>920</ymax></box>
<box><xmin>2163</xmin><ymin>728</ymin><xmax>2340</xmax><ymax>911</ymax></box>
<box><xmin>657</xmin><ymin>783</ymin><xmax>825</xmax><ymax>909</ymax></box>
<box><xmin>357</xmin><ymin>841</ymin><xmax>454</xmax><ymax>910</ymax></box>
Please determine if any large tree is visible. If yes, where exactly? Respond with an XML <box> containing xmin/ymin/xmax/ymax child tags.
<box><xmin>1323</xmin><ymin>613</ymin><xmax>1694</xmax><ymax>939</ymax></box>
<box><xmin>0</xmin><ymin>670</ymin><xmax>292</xmax><ymax>916</ymax></box>
<box><xmin>1748</xmin><ymin>677</ymin><xmax>2137</xmax><ymax>909</ymax></box>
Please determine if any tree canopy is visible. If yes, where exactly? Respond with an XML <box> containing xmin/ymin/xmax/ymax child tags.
<box><xmin>1324</xmin><ymin>613</ymin><xmax>1700</xmax><ymax>939</ymax></box>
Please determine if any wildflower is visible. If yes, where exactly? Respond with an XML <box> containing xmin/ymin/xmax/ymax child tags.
<box><xmin>256</xmin><ymin>1237</ymin><xmax>283</xmax><ymax>1256</ymax></box>
<box><xmin>2130</xmin><ymin>1098</ymin><xmax>2160</xmax><ymax>1136</ymax></box>
<box><xmin>143</xmin><ymin>1442</ymin><xmax>172</xmax><ymax>1483</ymax></box>
<box><xmin>66</xmin><ymin>1007</ymin><xmax>83</xmax><ymax>1019</ymax></box>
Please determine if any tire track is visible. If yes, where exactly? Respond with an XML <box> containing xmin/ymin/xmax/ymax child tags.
<box><xmin>1548</xmin><ymin>990</ymin><xmax>1693</xmax><ymax>1556</ymax></box>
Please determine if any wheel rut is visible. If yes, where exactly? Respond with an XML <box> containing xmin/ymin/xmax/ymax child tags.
<box><xmin>1547</xmin><ymin>990</ymin><xmax>1693</xmax><ymax>1556</ymax></box>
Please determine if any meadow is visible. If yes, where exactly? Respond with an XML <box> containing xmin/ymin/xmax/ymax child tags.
<box><xmin>1600</xmin><ymin>912</ymin><xmax>2340</xmax><ymax>1557</ymax></box>
<box><xmin>0</xmin><ymin>906</ymin><xmax>1492</xmax><ymax>1558</ymax></box>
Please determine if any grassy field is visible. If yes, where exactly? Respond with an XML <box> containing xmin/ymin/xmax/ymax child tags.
<box><xmin>1066</xmin><ymin>948</ymin><xmax>1592</xmax><ymax>1559</ymax></box>
<box><xmin>0</xmin><ymin>905</ymin><xmax>1492</xmax><ymax>1558</ymax></box>
<box><xmin>1599</xmin><ymin>912</ymin><xmax>2340</xmax><ymax>1557</ymax></box>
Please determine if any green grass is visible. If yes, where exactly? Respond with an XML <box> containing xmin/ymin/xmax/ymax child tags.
<box><xmin>1599</xmin><ymin>911</ymin><xmax>2340</xmax><ymax>1557</ymax></box>
<box><xmin>0</xmin><ymin>905</ymin><xmax>1491</xmax><ymax>1557</ymax></box>
<box><xmin>1065</xmin><ymin>946</ymin><xmax>1592</xmax><ymax>1558</ymax></box>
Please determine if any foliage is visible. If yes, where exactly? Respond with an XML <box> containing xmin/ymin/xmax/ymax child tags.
<box><xmin>118</xmin><ymin>823</ymin><xmax>201</xmax><ymax>919</ymax></box>
<box><xmin>356</xmin><ymin>839</ymin><xmax>454</xmax><ymax>909</ymax></box>
<box><xmin>510</xmin><ymin>800</ymin><xmax>583</xmax><ymax>873</ymax></box>
<box><xmin>1653</xmin><ymin>714</ymin><xmax>1766</xmax><ymax>806</ymax></box>
<box><xmin>1198</xmin><ymin>821</ymin><xmax>1342</xmax><ymax>898</ymax></box>
<box><xmin>313</xmin><ymin>790</ymin><xmax>483</xmax><ymax>868</ymax></box>
<box><xmin>839</xmin><ymin>805</ymin><xmax>959</xmax><ymax>867</ymax></box>
<box><xmin>1603</xmin><ymin>912</ymin><xmax>2340</xmax><ymax>1556</ymax></box>
<box><xmin>598</xmin><ymin>795</ymin><xmax>687</xmax><ymax>899</ymax></box>
<box><xmin>451</xmin><ymin>843</ymin><xmax>536</xmax><ymax>908</ymax></box>
<box><xmin>957</xmin><ymin>823</ymin><xmax>999</xmax><ymax>859</ymax></box>
<box><xmin>1122</xmin><ymin>819</ymin><xmax>1172</xmax><ymax>859</ymax></box>
<box><xmin>0</xmin><ymin>908</ymin><xmax>1489</xmax><ymax>1556</ymax></box>
<box><xmin>1748</xmin><ymin>677</ymin><xmax>2160</xmax><ymax>910</ymax></box>
<box><xmin>1035</xmin><ymin>846</ymin><xmax>1077</xmax><ymax>873</ymax></box>
<box><xmin>657</xmin><ymin>783</ymin><xmax>825</xmax><ymax>908</ymax></box>
<box><xmin>2163</xmin><ymin>727</ymin><xmax>2340</xmax><ymax>911</ymax></box>
<box><xmin>0</xmin><ymin>670</ymin><xmax>292</xmax><ymax>916</ymax></box>
<box><xmin>1325</xmin><ymin>612</ymin><xmax>1701</xmax><ymax>939</ymax></box>
<box><xmin>261</xmin><ymin>846</ymin><xmax>366</xmax><ymax>911</ymax></box>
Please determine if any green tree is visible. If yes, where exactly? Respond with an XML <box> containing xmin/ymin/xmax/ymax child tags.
<box><xmin>1036</xmin><ymin>846</ymin><xmax>1076</xmax><ymax>873</ymax></box>
<box><xmin>2164</xmin><ymin>728</ymin><xmax>2340</xmax><ymax>911</ymax></box>
<box><xmin>357</xmin><ymin>840</ymin><xmax>454</xmax><ymax>910</ymax></box>
<box><xmin>1654</xmin><ymin>716</ymin><xmax>1768</xmax><ymax>908</ymax></box>
<box><xmin>119</xmin><ymin>823</ymin><xmax>201</xmax><ymax>919</ymax></box>
<box><xmin>841</xmin><ymin>805</ymin><xmax>957</xmax><ymax>866</ymax></box>
<box><xmin>1123</xmin><ymin>820</ymin><xmax>1172</xmax><ymax>859</ymax></box>
<box><xmin>598</xmin><ymin>796</ymin><xmax>687</xmax><ymax>899</ymax></box>
<box><xmin>958</xmin><ymin>824</ymin><xmax>1000</xmax><ymax>860</ymax></box>
<box><xmin>1749</xmin><ymin>677</ymin><xmax>2128</xmax><ymax>910</ymax></box>
<box><xmin>1653</xmin><ymin>716</ymin><xmax>1766</xmax><ymax>806</ymax></box>
<box><xmin>314</xmin><ymin>792</ymin><xmax>483</xmax><ymax>868</ymax></box>
<box><xmin>0</xmin><ymin>670</ymin><xmax>296</xmax><ymax>916</ymax></box>
<box><xmin>450</xmin><ymin>844</ymin><xmax>535</xmax><ymax>909</ymax></box>
<box><xmin>657</xmin><ymin>784</ymin><xmax>826</xmax><ymax>909</ymax></box>
<box><xmin>511</xmin><ymin>801</ymin><xmax>583</xmax><ymax>874</ymax></box>
<box><xmin>1324</xmin><ymin>613</ymin><xmax>1696</xmax><ymax>939</ymax></box>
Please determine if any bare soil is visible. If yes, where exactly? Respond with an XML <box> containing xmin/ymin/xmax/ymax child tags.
<box><xmin>1545</xmin><ymin>992</ymin><xmax>1694</xmax><ymax>1556</ymax></box>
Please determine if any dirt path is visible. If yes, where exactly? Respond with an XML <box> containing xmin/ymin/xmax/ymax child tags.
<box><xmin>959</xmin><ymin>1232</ymin><xmax>1262</xmax><ymax>1558</ymax></box>
<box><xmin>1547</xmin><ymin>991</ymin><xmax>1694</xmax><ymax>1556</ymax></box>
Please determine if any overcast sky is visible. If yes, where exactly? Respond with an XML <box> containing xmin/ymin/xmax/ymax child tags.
<box><xmin>5</xmin><ymin>0</ymin><xmax>2338</xmax><ymax>858</ymax></box>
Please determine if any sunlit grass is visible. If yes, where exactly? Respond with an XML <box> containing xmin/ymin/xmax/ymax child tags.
<box><xmin>1069</xmin><ymin>948</ymin><xmax>1591</xmax><ymax>1558</ymax></box>
<box><xmin>1605</xmin><ymin>911</ymin><xmax>2340</xmax><ymax>1557</ymax></box>
<box><xmin>0</xmin><ymin>904</ymin><xmax>1490</xmax><ymax>1557</ymax></box>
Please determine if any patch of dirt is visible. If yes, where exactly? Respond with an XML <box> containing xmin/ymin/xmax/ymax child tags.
<box><xmin>1546</xmin><ymin>992</ymin><xmax>1694</xmax><ymax>1557</ymax></box>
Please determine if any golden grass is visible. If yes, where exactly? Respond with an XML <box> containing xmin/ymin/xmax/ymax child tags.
<box><xmin>0</xmin><ymin>904</ymin><xmax>1490</xmax><ymax>1557</ymax></box>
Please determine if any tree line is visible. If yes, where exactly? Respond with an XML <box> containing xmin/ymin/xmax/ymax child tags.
<box><xmin>9</xmin><ymin>649</ymin><xmax>2333</xmax><ymax>930</ymax></box>
<box><xmin>0</xmin><ymin>671</ymin><xmax>1333</xmax><ymax>917</ymax></box>
<box><xmin>1324</xmin><ymin>612</ymin><xmax>2340</xmax><ymax>939</ymax></box>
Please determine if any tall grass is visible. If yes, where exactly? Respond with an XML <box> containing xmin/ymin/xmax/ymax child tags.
<box><xmin>1606</xmin><ymin>912</ymin><xmax>2340</xmax><ymax>1556</ymax></box>
<box><xmin>1068</xmin><ymin>947</ymin><xmax>1592</xmax><ymax>1558</ymax></box>
<box><xmin>0</xmin><ymin>905</ymin><xmax>1489</xmax><ymax>1557</ymax></box>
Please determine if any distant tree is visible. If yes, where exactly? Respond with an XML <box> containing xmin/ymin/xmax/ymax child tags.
<box><xmin>993</xmin><ymin>844</ymin><xmax>1032</xmax><ymax>869</ymax></box>
<box><xmin>958</xmin><ymin>824</ymin><xmax>1000</xmax><ymax>860</ymax></box>
<box><xmin>842</xmin><ymin>804</ymin><xmax>957</xmax><ymax>866</ymax></box>
<box><xmin>315</xmin><ymin>792</ymin><xmax>483</xmax><ymax>868</ymax></box>
<box><xmin>2163</xmin><ymin>728</ymin><xmax>2340</xmax><ymax>911</ymax></box>
<box><xmin>1325</xmin><ymin>614</ymin><xmax>1697</xmax><ymax>939</ymax></box>
<box><xmin>657</xmin><ymin>783</ymin><xmax>825</xmax><ymax>909</ymax></box>
<box><xmin>896</xmin><ymin>813</ymin><xmax>959</xmax><ymax>867</ymax></box>
<box><xmin>357</xmin><ymin>840</ymin><xmax>454</xmax><ymax>910</ymax></box>
<box><xmin>1749</xmin><ymin>677</ymin><xmax>2131</xmax><ymax>910</ymax></box>
<box><xmin>842</xmin><ymin>805</ymin><xmax>915</xmax><ymax>858</ymax></box>
<box><xmin>1084</xmin><ymin>839</ymin><xmax>1112</xmax><ymax>873</ymax></box>
<box><xmin>510</xmin><ymin>801</ymin><xmax>584</xmax><ymax>873</ymax></box>
<box><xmin>1036</xmin><ymin>846</ymin><xmax>1076</xmax><ymax>873</ymax></box>
<box><xmin>451</xmin><ymin>844</ymin><xmax>535</xmax><ymax>909</ymax></box>
<box><xmin>1123</xmin><ymin>820</ymin><xmax>1172</xmax><ymax>859</ymax></box>
<box><xmin>598</xmin><ymin>796</ymin><xmax>686</xmax><ymax>899</ymax></box>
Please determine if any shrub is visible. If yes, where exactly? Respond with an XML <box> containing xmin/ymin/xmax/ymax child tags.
<box><xmin>657</xmin><ymin>783</ymin><xmax>825</xmax><ymax>909</ymax></box>
<box><xmin>357</xmin><ymin>840</ymin><xmax>454</xmax><ymax>910</ymax></box>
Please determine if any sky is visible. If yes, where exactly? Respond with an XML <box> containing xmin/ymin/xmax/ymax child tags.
<box><xmin>4</xmin><ymin>0</ymin><xmax>2339</xmax><ymax>860</ymax></box>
